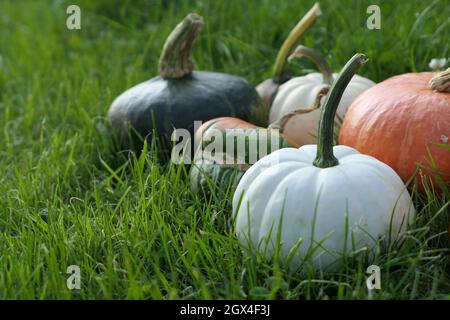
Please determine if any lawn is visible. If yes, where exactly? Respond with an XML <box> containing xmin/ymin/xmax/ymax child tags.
<box><xmin>0</xmin><ymin>0</ymin><xmax>449</xmax><ymax>299</ymax></box>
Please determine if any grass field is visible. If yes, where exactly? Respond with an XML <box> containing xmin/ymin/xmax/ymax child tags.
<box><xmin>0</xmin><ymin>0</ymin><xmax>449</xmax><ymax>299</ymax></box>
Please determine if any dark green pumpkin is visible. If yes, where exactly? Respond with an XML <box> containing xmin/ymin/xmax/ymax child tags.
<box><xmin>107</xmin><ymin>13</ymin><xmax>262</xmax><ymax>156</ymax></box>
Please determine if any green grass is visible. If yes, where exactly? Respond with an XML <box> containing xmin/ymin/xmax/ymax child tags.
<box><xmin>0</xmin><ymin>0</ymin><xmax>449</xmax><ymax>299</ymax></box>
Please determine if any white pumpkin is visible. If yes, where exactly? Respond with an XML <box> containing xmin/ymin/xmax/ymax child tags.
<box><xmin>233</xmin><ymin>54</ymin><xmax>414</xmax><ymax>270</ymax></box>
<box><xmin>233</xmin><ymin>145</ymin><xmax>414</xmax><ymax>270</ymax></box>
<box><xmin>269</xmin><ymin>46</ymin><xmax>375</xmax><ymax>147</ymax></box>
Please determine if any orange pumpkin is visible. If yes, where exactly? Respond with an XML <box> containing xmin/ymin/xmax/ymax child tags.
<box><xmin>339</xmin><ymin>69</ymin><xmax>450</xmax><ymax>190</ymax></box>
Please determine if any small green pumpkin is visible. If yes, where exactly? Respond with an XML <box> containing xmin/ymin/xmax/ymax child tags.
<box><xmin>107</xmin><ymin>13</ymin><xmax>262</xmax><ymax>156</ymax></box>
<box><xmin>190</xmin><ymin>117</ymin><xmax>290</xmax><ymax>196</ymax></box>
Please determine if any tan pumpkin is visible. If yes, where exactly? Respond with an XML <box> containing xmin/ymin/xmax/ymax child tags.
<box><xmin>339</xmin><ymin>68</ymin><xmax>450</xmax><ymax>190</ymax></box>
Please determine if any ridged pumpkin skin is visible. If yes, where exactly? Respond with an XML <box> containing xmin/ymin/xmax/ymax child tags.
<box><xmin>339</xmin><ymin>72</ymin><xmax>450</xmax><ymax>187</ymax></box>
<box><xmin>270</xmin><ymin>73</ymin><xmax>374</xmax><ymax>146</ymax></box>
<box><xmin>233</xmin><ymin>145</ymin><xmax>414</xmax><ymax>269</ymax></box>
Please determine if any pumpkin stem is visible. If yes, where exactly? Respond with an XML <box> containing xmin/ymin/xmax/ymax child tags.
<box><xmin>159</xmin><ymin>13</ymin><xmax>204</xmax><ymax>79</ymax></box>
<box><xmin>288</xmin><ymin>45</ymin><xmax>333</xmax><ymax>85</ymax></box>
<box><xmin>271</xmin><ymin>3</ymin><xmax>322</xmax><ymax>84</ymax></box>
<box><xmin>313</xmin><ymin>54</ymin><xmax>367</xmax><ymax>169</ymax></box>
<box><xmin>429</xmin><ymin>68</ymin><xmax>450</xmax><ymax>93</ymax></box>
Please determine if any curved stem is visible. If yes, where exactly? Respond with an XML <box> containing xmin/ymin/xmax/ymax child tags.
<box><xmin>288</xmin><ymin>45</ymin><xmax>333</xmax><ymax>85</ymax></box>
<box><xmin>313</xmin><ymin>54</ymin><xmax>368</xmax><ymax>168</ymax></box>
<box><xmin>272</xmin><ymin>3</ymin><xmax>321</xmax><ymax>83</ymax></box>
<box><xmin>429</xmin><ymin>68</ymin><xmax>450</xmax><ymax>93</ymax></box>
<box><xmin>159</xmin><ymin>13</ymin><xmax>204</xmax><ymax>79</ymax></box>
<box><xmin>268</xmin><ymin>84</ymin><xmax>330</xmax><ymax>132</ymax></box>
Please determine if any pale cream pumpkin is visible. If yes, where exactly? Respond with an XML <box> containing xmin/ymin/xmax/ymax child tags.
<box><xmin>233</xmin><ymin>54</ymin><xmax>414</xmax><ymax>270</ymax></box>
<box><xmin>269</xmin><ymin>46</ymin><xmax>374</xmax><ymax>147</ymax></box>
